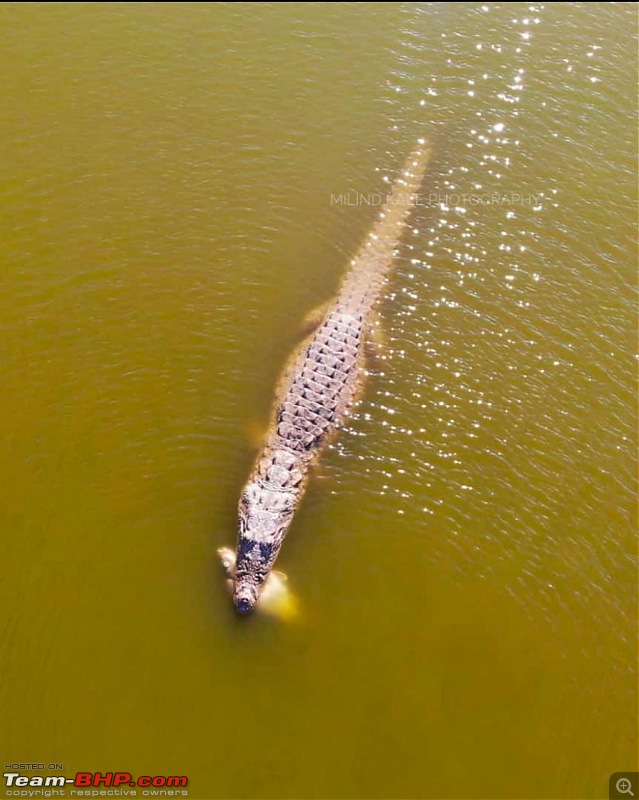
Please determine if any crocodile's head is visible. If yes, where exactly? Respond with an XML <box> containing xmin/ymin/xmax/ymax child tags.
<box><xmin>233</xmin><ymin>483</ymin><xmax>293</xmax><ymax>615</ymax></box>
<box><xmin>218</xmin><ymin>545</ymin><xmax>297</xmax><ymax>620</ymax></box>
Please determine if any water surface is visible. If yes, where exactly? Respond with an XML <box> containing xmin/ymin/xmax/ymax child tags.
<box><xmin>0</xmin><ymin>3</ymin><xmax>636</xmax><ymax>799</ymax></box>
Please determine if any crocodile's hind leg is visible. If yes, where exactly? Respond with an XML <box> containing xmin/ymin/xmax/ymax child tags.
<box><xmin>364</xmin><ymin>312</ymin><xmax>389</xmax><ymax>375</ymax></box>
<box><xmin>301</xmin><ymin>299</ymin><xmax>332</xmax><ymax>337</ymax></box>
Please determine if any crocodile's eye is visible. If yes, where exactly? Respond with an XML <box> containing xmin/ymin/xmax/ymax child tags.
<box><xmin>259</xmin><ymin>542</ymin><xmax>274</xmax><ymax>562</ymax></box>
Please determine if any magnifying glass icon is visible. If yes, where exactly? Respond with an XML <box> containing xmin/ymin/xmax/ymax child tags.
<box><xmin>617</xmin><ymin>778</ymin><xmax>635</xmax><ymax>796</ymax></box>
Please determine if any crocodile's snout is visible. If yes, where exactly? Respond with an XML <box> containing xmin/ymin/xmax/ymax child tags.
<box><xmin>234</xmin><ymin>584</ymin><xmax>258</xmax><ymax>615</ymax></box>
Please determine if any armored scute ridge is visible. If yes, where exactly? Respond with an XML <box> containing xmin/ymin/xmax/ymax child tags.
<box><xmin>220</xmin><ymin>141</ymin><xmax>433</xmax><ymax>614</ymax></box>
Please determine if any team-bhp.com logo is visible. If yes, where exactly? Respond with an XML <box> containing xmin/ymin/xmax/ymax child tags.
<box><xmin>4</xmin><ymin>772</ymin><xmax>188</xmax><ymax>792</ymax></box>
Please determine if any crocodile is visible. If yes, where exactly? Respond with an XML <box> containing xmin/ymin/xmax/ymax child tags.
<box><xmin>219</xmin><ymin>140</ymin><xmax>433</xmax><ymax>615</ymax></box>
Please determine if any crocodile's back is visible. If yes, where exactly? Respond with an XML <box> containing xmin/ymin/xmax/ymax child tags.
<box><xmin>274</xmin><ymin>308</ymin><xmax>364</xmax><ymax>458</ymax></box>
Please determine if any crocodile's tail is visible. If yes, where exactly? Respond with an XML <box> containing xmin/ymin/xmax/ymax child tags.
<box><xmin>370</xmin><ymin>139</ymin><xmax>433</xmax><ymax>240</ymax></box>
<box><xmin>339</xmin><ymin>140</ymin><xmax>433</xmax><ymax>313</ymax></box>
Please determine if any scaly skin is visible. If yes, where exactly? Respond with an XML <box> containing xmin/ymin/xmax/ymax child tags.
<box><xmin>226</xmin><ymin>141</ymin><xmax>433</xmax><ymax>614</ymax></box>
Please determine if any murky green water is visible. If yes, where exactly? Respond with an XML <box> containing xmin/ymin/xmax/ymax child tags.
<box><xmin>1</xmin><ymin>3</ymin><xmax>636</xmax><ymax>799</ymax></box>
